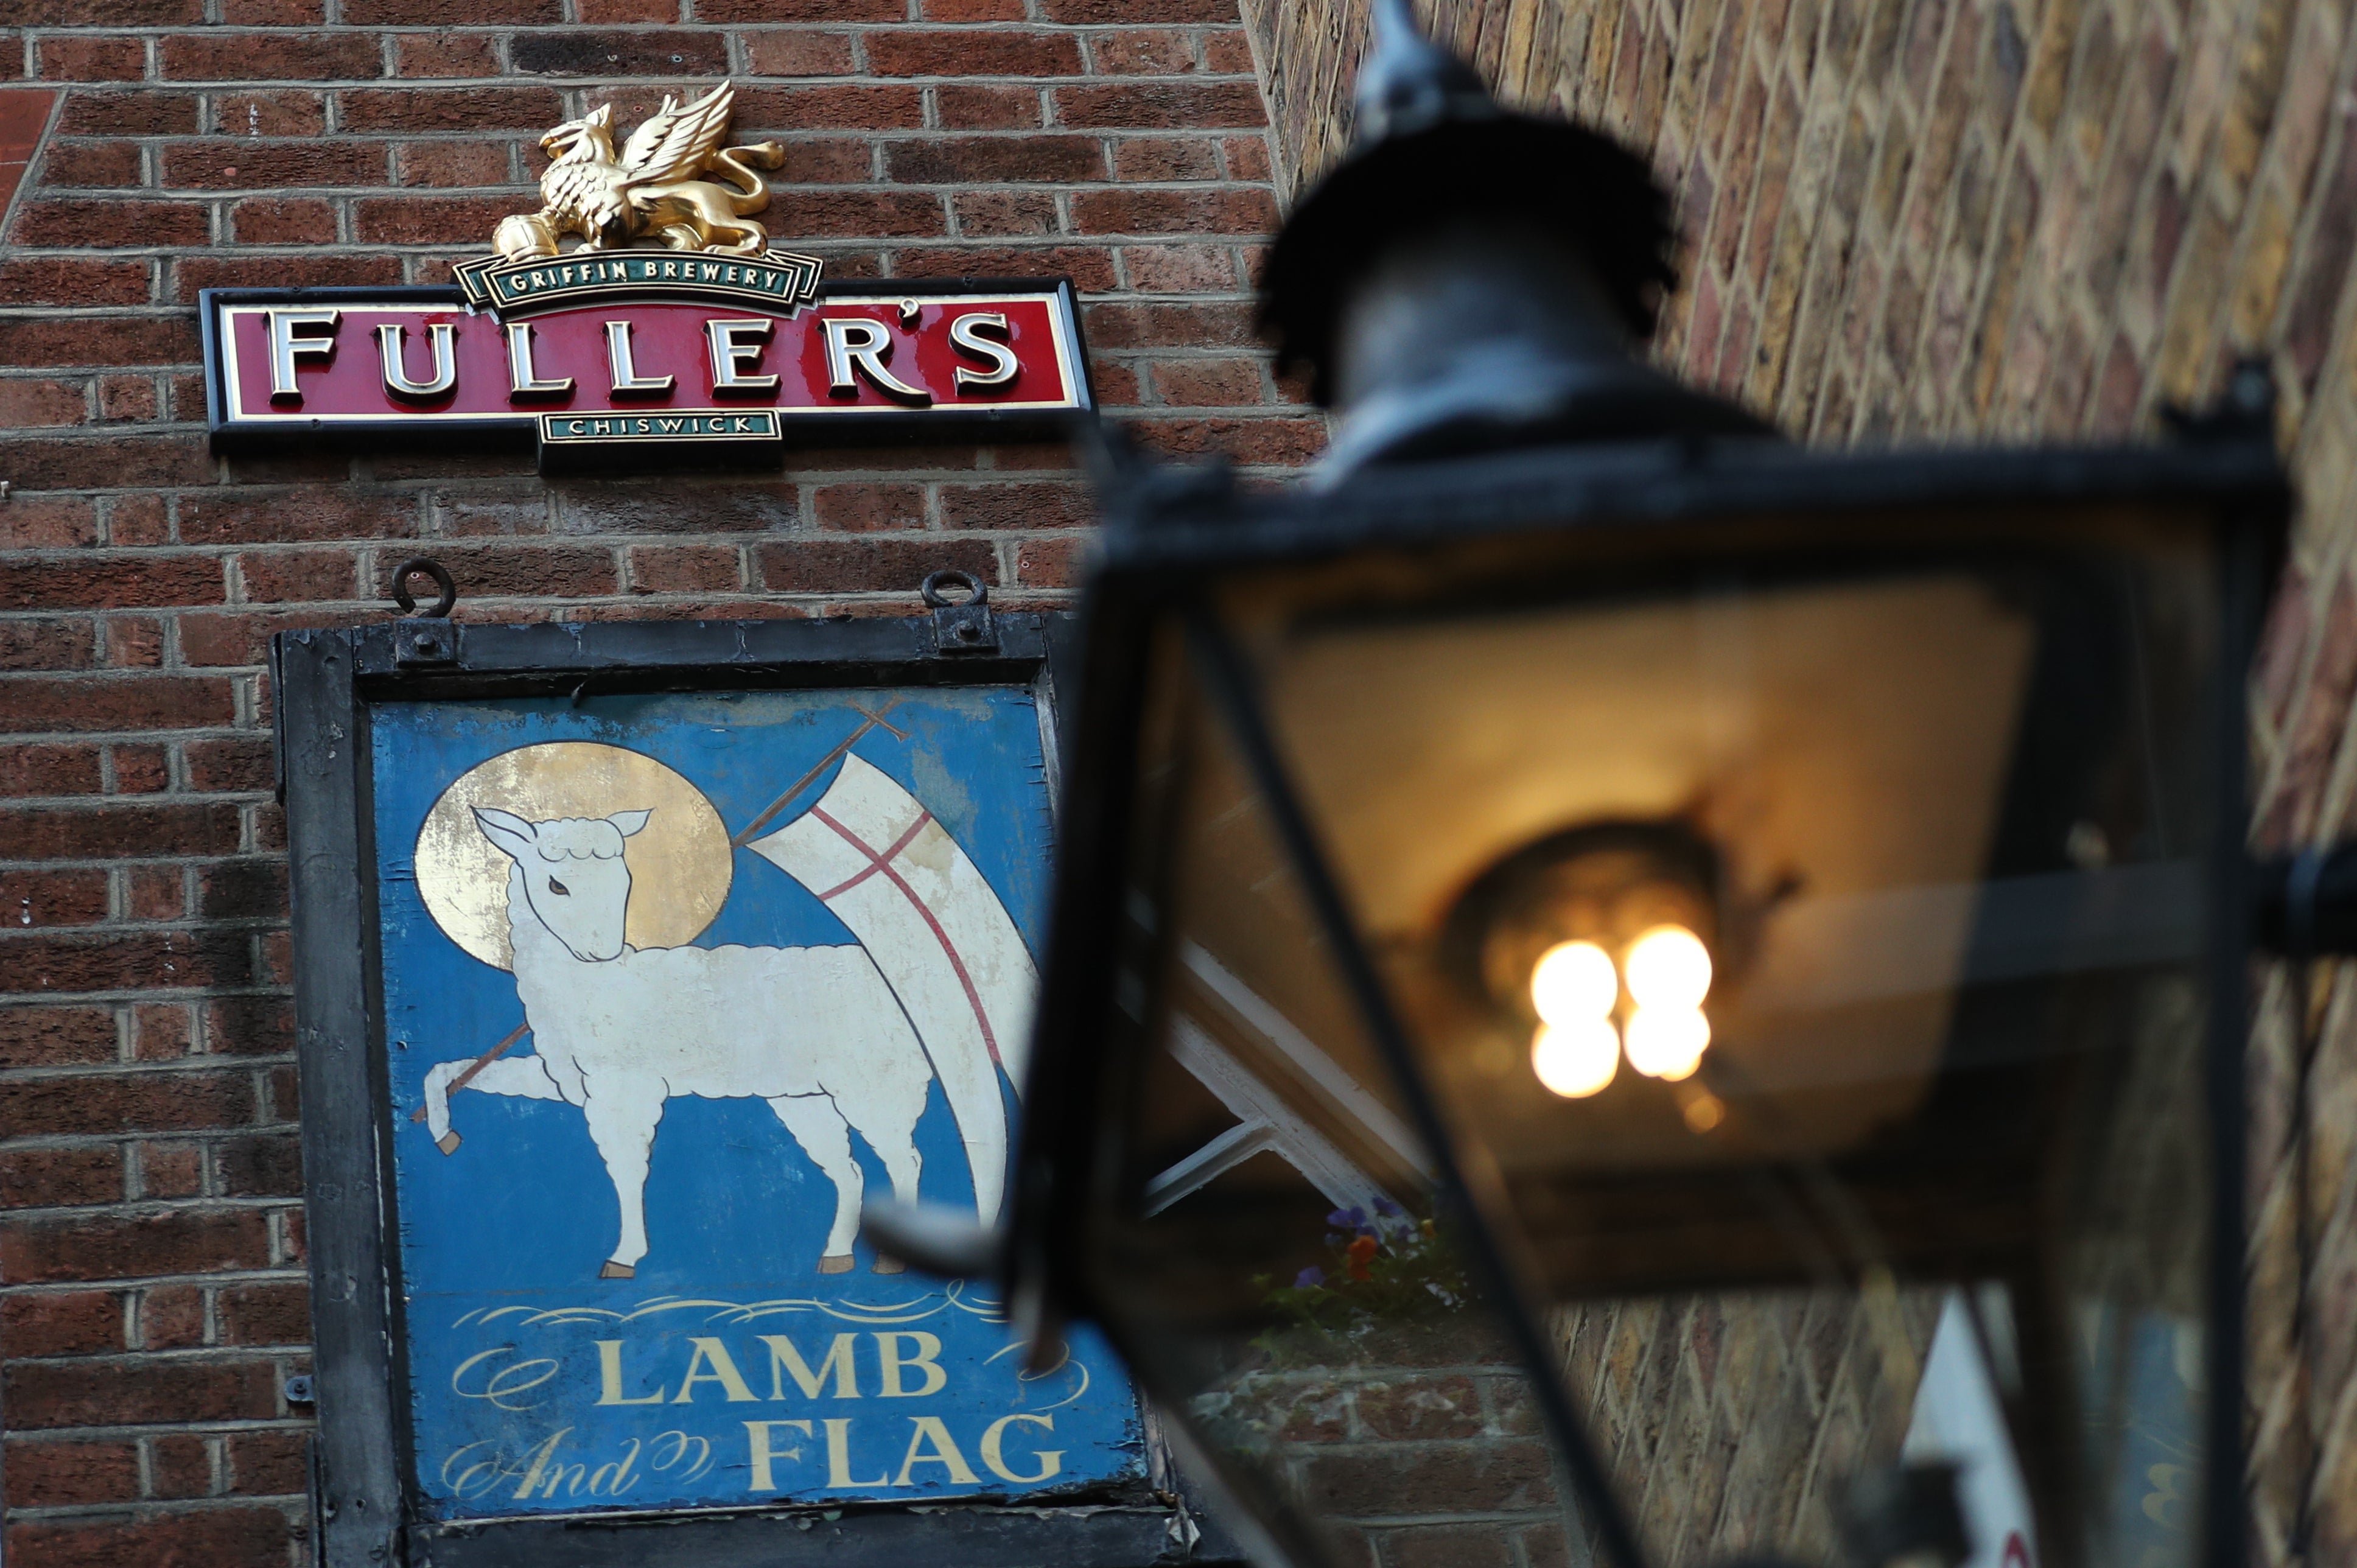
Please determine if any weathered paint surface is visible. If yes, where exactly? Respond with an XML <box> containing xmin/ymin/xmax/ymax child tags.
<box><xmin>370</xmin><ymin>687</ymin><xmax>1140</xmax><ymax>1519</ymax></box>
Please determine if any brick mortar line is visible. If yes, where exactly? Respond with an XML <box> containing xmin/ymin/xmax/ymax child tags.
<box><xmin>0</xmin><ymin>858</ymin><xmax>282</xmax><ymax>867</ymax></box>
<box><xmin>5</xmin><ymin>1349</ymin><xmax>325</xmax><ymax>1369</ymax></box>
<box><xmin>3</xmin><ymin>1496</ymin><xmax>310</xmax><ymax>1518</ymax></box>
<box><xmin>13</xmin><ymin>173</ymin><xmax>1277</xmax><ymax>190</ymax></box>
<box><xmin>1</xmin><ymin>1492</ymin><xmax>310</xmax><ymax>1513</ymax></box>
<box><xmin>18</xmin><ymin>74</ymin><xmax>1268</xmax><ymax>90</ymax></box>
<box><xmin>4</xmin><ymin>1419</ymin><xmax>314</xmax><ymax>1432</ymax></box>
<box><xmin>0</xmin><ymin>991</ymin><xmax>293</xmax><ymax>1008</ymax></box>
<box><xmin>1231</xmin><ymin>1366</ymin><xmax>1564</xmax><ymax>1384</ymax></box>
<box><xmin>0</xmin><ymin>1273</ymin><xmax>306</xmax><ymax>1292</ymax></box>
<box><xmin>19</xmin><ymin>26</ymin><xmax>1260</xmax><ymax>37</ymax></box>
<box><xmin>18</xmin><ymin>18</ymin><xmax>1259</xmax><ymax>27</ymax></box>
<box><xmin>0</xmin><ymin>1127</ymin><xmax>300</xmax><ymax>1147</ymax></box>
<box><xmin>0</xmin><ymin>768</ymin><xmax>271</xmax><ymax>783</ymax></box>
<box><xmin>0</xmin><ymin>295</ymin><xmax>1263</xmax><ymax>310</ymax></box>
<box><xmin>2</xmin><ymin>1494</ymin><xmax>310</xmax><ymax>1511</ymax></box>
<box><xmin>1323</xmin><ymin>1507</ymin><xmax>1563</xmax><ymax>1521</ymax></box>
<box><xmin>28</xmin><ymin>128</ymin><xmax>1266</xmax><ymax>142</ymax></box>
<box><xmin>5</xmin><ymin>243</ymin><xmax>1280</xmax><ymax>257</ymax></box>
<box><xmin>0</xmin><ymin>295</ymin><xmax>1267</xmax><ymax>314</ymax></box>
<box><xmin>0</xmin><ymin>1046</ymin><xmax>295</xmax><ymax>1070</ymax></box>
<box><xmin>6</xmin><ymin>1430</ymin><xmax>312</xmax><ymax>1446</ymax></box>
<box><xmin>1253</xmin><ymin>1434</ymin><xmax>1551</xmax><ymax>1454</ymax></box>
<box><xmin>0</xmin><ymin>802</ymin><xmax>276</xmax><ymax>811</ymax></box>
<box><xmin>0</xmin><ymin>1200</ymin><xmax>304</xmax><ymax>1219</ymax></box>
<box><xmin>1</xmin><ymin>928</ymin><xmax>290</xmax><ymax>942</ymax></box>
<box><xmin>0</xmin><ymin>1269</ymin><xmax>308</xmax><ymax>1291</ymax></box>
<box><xmin>0</xmin><ymin>778</ymin><xmax>273</xmax><ymax>787</ymax></box>
<box><xmin>0</xmin><ymin>1059</ymin><xmax>296</xmax><ymax>1082</ymax></box>
<box><xmin>11</xmin><ymin>910</ymin><xmax>282</xmax><ymax>929</ymax></box>
<box><xmin>0</xmin><ymin>1153</ymin><xmax>298</xmax><ymax>1172</ymax></box>
<box><xmin>0</xmin><ymin>1188</ymin><xmax>304</xmax><ymax>1208</ymax></box>
<box><xmin>0</xmin><ymin>527</ymin><xmax>1125</xmax><ymax>552</ymax></box>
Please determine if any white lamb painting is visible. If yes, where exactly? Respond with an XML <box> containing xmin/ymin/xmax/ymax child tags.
<box><xmin>418</xmin><ymin>754</ymin><xmax>1035</xmax><ymax>1279</ymax></box>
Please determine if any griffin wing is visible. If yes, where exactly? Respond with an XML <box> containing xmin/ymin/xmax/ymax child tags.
<box><xmin>617</xmin><ymin>82</ymin><xmax>737</xmax><ymax>187</ymax></box>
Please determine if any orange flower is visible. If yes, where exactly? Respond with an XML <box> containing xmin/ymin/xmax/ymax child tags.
<box><xmin>1346</xmin><ymin>1234</ymin><xmax>1378</xmax><ymax>1281</ymax></box>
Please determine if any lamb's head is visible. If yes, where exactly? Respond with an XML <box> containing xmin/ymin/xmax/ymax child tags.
<box><xmin>472</xmin><ymin>806</ymin><xmax>652</xmax><ymax>962</ymax></box>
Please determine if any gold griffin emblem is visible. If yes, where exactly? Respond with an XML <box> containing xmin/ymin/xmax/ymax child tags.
<box><xmin>494</xmin><ymin>82</ymin><xmax>784</xmax><ymax>260</ymax></box>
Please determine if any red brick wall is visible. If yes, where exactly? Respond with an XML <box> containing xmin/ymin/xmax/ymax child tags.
<box><xmin>0</xmin><ymin>5</ymin><xmax>1306</xmax><ymax>1561</ymax></box>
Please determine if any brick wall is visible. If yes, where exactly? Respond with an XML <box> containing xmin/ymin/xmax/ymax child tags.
<box><xmin>0</xmin><ymin>3</ymin><xmax>1306</xmax><ymax>1561</ymax></box>
<box><xmin>1242</xmin><ymin>0</ymin><xmax>2357</xmax><ymax>1559</ymax></box>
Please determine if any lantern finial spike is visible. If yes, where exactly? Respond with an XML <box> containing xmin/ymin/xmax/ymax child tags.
<box><xmin>1353</xmin><ymin>0</ymin><xmax>1497</xmax><ymax>144</ymax></box>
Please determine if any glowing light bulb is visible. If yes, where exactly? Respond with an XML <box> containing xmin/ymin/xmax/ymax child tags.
<box><xmin>1532</xmin><ymin>1018</ymin><xmax>1619</xmax><ymax>1098</ymax></box>
<box><xmin>1624</xmin><ymin>1006</ymin><xmax>1711</xmax><ymax>1080</ymax></box>
<box><xmin>1625</xmin><ymin>925</ymin><xmax>1711</xmax><ymax>1011</ymax></box>
<box><xmin>1530</xmin><ymin>940</ymin><xmax>1617</xmax><ymax>1026</ymax></box>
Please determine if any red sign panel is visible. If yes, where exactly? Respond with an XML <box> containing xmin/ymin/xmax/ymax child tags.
<box><xmin>201</xmin><ymin>280</ymin><xmax>1091</xmax><ymax>461</ymax></box>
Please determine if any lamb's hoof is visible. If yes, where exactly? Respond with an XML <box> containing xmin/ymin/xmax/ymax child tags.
<box><xmin>598</xmin><ymin>1261</ymin><xmax>635</xmax><ymax>1280</ymax></box>
<box><xmin>817</xmin><ymin>1253</ymin><xmax>855</xmax><ymax>1275</ymax></box>
<box><xmin>872</xmin><ymin>1256</ymin><xmax>906</xmax><ymax>1275</ymax></box>
<box><xmin>435</xmin><ymin>1132</ymin><xmax>462</xmax><ymax>1156</ymax></box>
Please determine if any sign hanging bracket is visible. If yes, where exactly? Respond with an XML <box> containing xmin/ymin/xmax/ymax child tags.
<box><xmin>390</xmin><ymin>556</ymin><xmax>459</xmax><ymax>668</ymax></box>
<box><xmin>923</xmin><ymin>570</ymin><xmax>998</xmax><ymax>655</ymax></box>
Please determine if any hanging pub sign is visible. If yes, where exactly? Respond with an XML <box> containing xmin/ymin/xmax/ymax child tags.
<box><xmin>203</xmin><ymin>83</ymin><xmax>1091</xmax><ymax>469</ymax></box>
<box><xmin>278</xmin><ymin>575</ymin><xmax>1201</xmax><ymax>1568</ymax></box>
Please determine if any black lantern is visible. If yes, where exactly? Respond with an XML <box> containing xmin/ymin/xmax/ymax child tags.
<box><xmin>867</xmin><ymin>6</ymin><xmax>2305</xmax><ymax>1568</ymax></box>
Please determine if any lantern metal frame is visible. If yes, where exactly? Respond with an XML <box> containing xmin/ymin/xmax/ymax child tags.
<box><xmin>999</xmin><ymin>421</ymin><xmax>2291</xmax><ymax>1568</ymax></box>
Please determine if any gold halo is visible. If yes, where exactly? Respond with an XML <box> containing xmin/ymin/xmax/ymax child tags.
<box><xmin>415</xmin><ymin>742</ymin><xmax>732</xmax><ymax>971</ymax></box>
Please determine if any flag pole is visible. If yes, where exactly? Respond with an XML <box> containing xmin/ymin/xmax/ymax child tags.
<box><xmin>731</xmin><ymin>698</ymin><xmax>906</xmax><ymax>847</ymax></box>
<box><xmin>407</xmin><ymin>1020</ymin><xmax>529</xmax><ymax>1123</ymax></box>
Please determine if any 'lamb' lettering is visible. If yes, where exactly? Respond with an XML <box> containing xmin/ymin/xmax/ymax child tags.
<box><xmin>763</xmin><ymin>1332</ymin><xmax>860</xmax><ymax>1399</ymax></box>
<box><xmin>671</xmin><ymin>1338</ymin><xmax>758</xmax><ymax>1404</ymax></box>
<box><xmin>594</xmin><ymin>1340</ymin><xmax>663</xmax><ymax>1405</ymax></box>
<box><xmin>876</xmin><ymin>1332</ymin><xmax>947</xmax><ymax>1398</ymax></box>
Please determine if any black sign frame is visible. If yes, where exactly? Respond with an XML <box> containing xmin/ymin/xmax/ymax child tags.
<box><xmin>275</xmin><ymin>608</ymin><xmax>1218</xmax><ymax>1568</ymax></box>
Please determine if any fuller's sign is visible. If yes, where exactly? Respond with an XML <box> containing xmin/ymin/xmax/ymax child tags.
<box><xmin>201</xmin><ymin>82</ymin><xmax>1092</xmax><ymax>468</ymax></box>
<box><xmin>201</xmin><ymin>279</ymin><xmax>1091</xmax><ymax>464</ymax></box>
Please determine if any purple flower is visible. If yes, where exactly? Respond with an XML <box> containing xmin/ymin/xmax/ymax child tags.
<box><xmin>1294</xmin><ymin>1267</ymin><xmax>1326</xmax><ymax>1289</ymax></box>
<box><xmin>1373</xmin><ymin>1196</ymin><xmax>1404</xmax><ymax>1218</ymax></box>
<box><xmin>1326</xmin><ymin>1206</ymin><xmax>1367</xmax><ymax>1230</ymax></box>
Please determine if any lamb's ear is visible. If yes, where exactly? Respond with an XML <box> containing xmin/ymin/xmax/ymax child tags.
<box><xmin>472</xmin><ymin>807</ymin><xmax>539</xmax><ymax>862</ymax></box>
<box><xmin>608</xmin><ymin>808</ymin><xmax>653</xmax><ymax>838</ymax></box>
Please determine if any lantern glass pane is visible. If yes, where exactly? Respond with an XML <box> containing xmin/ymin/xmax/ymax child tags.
<box><xmin>1093</xmin><ymin>625</ymin><xmax>1592</xmax><ymax>1568</ymax></box>
<box><xmin>1225</xmin><ymin>524</ymin><xmax>2220</xmax><ymax>1568</ymax></box>
<box><xmin>1083</xmin><ymin>509</ymin><xmax>2226</xmax><ymax>1568</ymax></box>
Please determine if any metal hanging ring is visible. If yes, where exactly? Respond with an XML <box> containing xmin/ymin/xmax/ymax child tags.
<box><xmin>920</xmin><ymin>569</ymin><xmax>986</xmax><ymax>609</ymax></box>
<box><xmin>390</xmin><ymin>557</ymin><xmax>458</xmax><ymax>618</ymax></box>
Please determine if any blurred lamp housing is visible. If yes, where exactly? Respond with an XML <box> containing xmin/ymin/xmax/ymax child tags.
<box><xmin>1005</xmin><ymin>429</ymin><xmax>2285</xmax><ymax>1568</ymax></box>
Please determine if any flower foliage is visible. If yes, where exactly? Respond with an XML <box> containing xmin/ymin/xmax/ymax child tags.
<box><xmin>1256</xmin><ymin>1197</ymin><xmax>1469</xmax><ymax>1345</ymax></box>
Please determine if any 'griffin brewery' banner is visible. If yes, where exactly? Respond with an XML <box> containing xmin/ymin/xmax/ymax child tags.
<box><xmin>201</xmin><ymin>278</ymin><xmax>1093</xmax><ymax>466</ymax></box>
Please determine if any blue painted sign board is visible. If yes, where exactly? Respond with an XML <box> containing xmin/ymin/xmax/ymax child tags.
<box><xmin>369</xmin><ymin>686</ymin><xmax>1140</xmax><ymax>1517</ymax></box>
